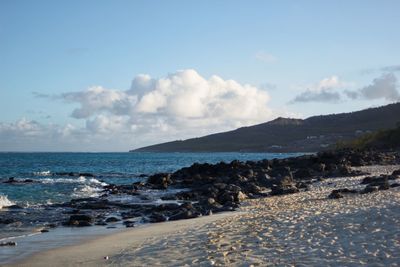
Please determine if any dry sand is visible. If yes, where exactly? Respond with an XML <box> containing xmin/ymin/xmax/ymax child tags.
<box><xmin>11</xmin><ymin>165</ymin><xmax>400</xmax><ymax>267</ymax></box>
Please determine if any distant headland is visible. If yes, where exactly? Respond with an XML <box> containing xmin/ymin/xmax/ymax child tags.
<box><xmin>131</xmin><ymin>102</ymin><xmax>400</xmax><ymax>153</ymax></box>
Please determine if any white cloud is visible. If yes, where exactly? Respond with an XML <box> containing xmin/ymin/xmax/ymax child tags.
<box><xmin>290</xmin><ymin>76</ymin><xmax>348</xmax><ymax>103</ymax></box>
<box><xmin>291</xmin><ymin>90</ymin><xmax>341</xmax><ymax>103</ymax></box>
<box><xmin>4</xmin><ymin>69</ymin><xmax>278</xmax><ymax>151</ymax></box>
<box><xmin>255</xmin><ymin>51</ymin><xmax>277</xmax><ymax>63</ymax></box>
<box><xmin>0</xmin><ymin>118</ymin><xmax>43</xmax><ymax>137</ymax></box>
<box><xmin>62</xmin><ymin>86</ymin><xmax>138</xmax><ymax>118</ymax></box>
<box><xmin>345</xmin><ymin>73</ymin><xmax>400</xmax><ymax>101</ymax></box>
<box><xmin>0</xmin><ymin>118</ymin><xmax>85</xmax><ymax>151</ymax></box>
<box><xmin>85</xmin><ymin>114</ymin><xmax>129</xmax><ymax>134</ymax></box>
<box><xmin>316</xmin><ymin>76</ymin><xmax>343</xmax><ymax>90</ymax></box>
<box><xmin>292</xmin><ymin>73</ymin><xmax>400</xmax><ymax>104</ymax></box>
<box><xmin>65</xmin><ymin>70</ymin><xmax>273</xmax><ymax>131</ymax></box>
<box><xmin>141</xmin><ymin>71</ymin><xmax>270</xmax><ymax>120</ymax></box>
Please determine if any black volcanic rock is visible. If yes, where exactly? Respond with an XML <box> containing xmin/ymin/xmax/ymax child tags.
<box><xmin>328</xmin><ymin>191</ymin><xmax>343</xmax><ymax>199</ymax></box>
<box><xmin>147</xmin><ymin>173</ymin><xmax>172</xmax><ymax>189</ymax></box>
<box><xmin>328</xmin><ymin>188</ymin><xmax>358</xmax><ymax>199</ymax></box>
<box><xmin>64</xmin><ymin>214</ymin><xmax>94</xmax><ymax>227</ymax></box>
<box><xmin>361</xmin><ymin>176</ymin><xmax>390</xmax><ymax>187</ymax></box>
<box><xmin>0</xmin><ymin>242</ymin><xmax>17</xmax><ymax>247</ymax></box>
<box><xmin>392</xmin><ymin>169</ymin><xmax>400</xmax><ymax>176</ymax></box>
<box><xmin>33</xmin><ymin>149</ymin><xmax>399</xmax><ymax>231</ymax></box>
<box><xmin>105</xmin><ymin>217</ymin><xmax>120</xmax><ymax>223</ymax></box>
<box><xmin>361</xmin><ymin>185</ymin><xmax>379</xmax><ymax>194</ymax></box>
<box><xmin>3</xmin><ymin>177</ymin><xmax>39</xmax><ymax>184</ymax></box>
<box><xmin>169</xmin><ymin>210</ymin><xmax>199</xmax><ymax>221</ymax></box>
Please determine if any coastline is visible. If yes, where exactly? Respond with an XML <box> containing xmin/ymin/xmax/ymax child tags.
<box><xmin>8</xmin><ymin>212</ymin><xmax>234</xmax><ymax>267</ymax></box>
<box><xmin>8</xmin><ymin>164</ymin><xmax>400</xmax><ymax>266</ymax></box>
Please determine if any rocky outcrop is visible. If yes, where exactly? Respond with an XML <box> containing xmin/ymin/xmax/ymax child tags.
<box><xmin>63</xmin><ymin>214</ymin><xmax>94</xmax><ymax>227</ymax></box>
<box><xmin>360</xmin><ymin>174</ymin><xmax>395</xmax><ymax>193</ymax></box>
<box><xmin>328</xmin><ymin>188</ymin><xmax>358</xmax><ymax>199</ymax></box>
<box><xmin>2</xmin><ymin>177</ymin><xmax>38</xmax><ymax>184</ymax></box>
<box><xmin>50</xmin><ymin>149</ymin><xmax>399</xmax><ymax>229</ymax></box>
<box><xmin>0</xmin><ymin>241</ymin><xmax>17</xmax><ymax>247</ymax></box>
<box><xmin>147</xmin><ymin>173</ymin><xmax>172</xmax><ymax>189</ymax></box>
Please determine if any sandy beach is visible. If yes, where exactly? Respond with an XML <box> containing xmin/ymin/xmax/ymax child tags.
<box><xmin>10</xmin><ymin>165</ymin><xmax>400</xmax><ymax>266</ymax></box>
<box><xmin>9</xmin><ymin>213</ymin><xmax>234</xmax><ymax>267</ymax></box>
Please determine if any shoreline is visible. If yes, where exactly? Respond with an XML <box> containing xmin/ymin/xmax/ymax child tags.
<box><xmin>0</xmin><ymin>224</ymin><xmax>123</xmax><ymax>265</ymax></box>
<box><xmin>7</xmin><ymin>212</ymin><xmax>235</xmax><ymax>267</ymax></box>
<box><xmin>2</xmin><ymin>149</ymin><xmax>399</xmax><ymax>266</ymax></box>
<box><xmin>9</xmin><ymin>165</ymin><xmax>400</xmax><ymax>266</ymax></box>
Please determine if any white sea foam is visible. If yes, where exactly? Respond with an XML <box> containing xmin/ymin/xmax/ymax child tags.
<box><xmin>39</xmin><ymin>176</ymin><xmax>108</xmax><ymax>199</ymax></box>
<box><xmin>40</xmin><ymin>177</ymin><xmax>107</xmax><ymax>186</ymax></box>
<box><xmin>33</xmin><ymin>170</ymin><xmax>51</xmax><ymax>176</ymax></box>
<box><xmin>0</xmin><ymin>195</ymin><xmax>15</xmax><ymax>209</ymax></box>
<box><xmin>107</xmin><ymin>188</ymin><xmax>190</xmax><ymax>205</ymax></box>
<box><xmin>72</xmin><ymin>185</ymin><xmax>102</xmax><ymax>198</ymax></box>
<box><xmin>41</xmin><ymin>178</ymin><xmax>80</xmax><ymax>184</ymax></box>
<box><xmin>88</xmin><ymin>178</ymin><xmax>108</xmax><ymax>186</ymax></box>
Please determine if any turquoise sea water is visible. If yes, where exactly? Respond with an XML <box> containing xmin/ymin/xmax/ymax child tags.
<box><xmin>0</xmin><ymin>152</ymin><xmax>303</xmax><ymax>208</ymax></box>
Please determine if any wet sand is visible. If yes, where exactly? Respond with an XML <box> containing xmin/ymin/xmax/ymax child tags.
<box><xmin>10</xmin><ymin>213</ymin><xmax>233</xmax><ymax>267</ymax></box>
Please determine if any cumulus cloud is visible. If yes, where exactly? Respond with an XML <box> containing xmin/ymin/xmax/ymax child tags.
<box><xmin>292</xmin><ymin>90</ymin><xmax>341</xmax><ymax>103</ymax></box>
<box><xmin>62</xmin><ymin>86</ymin><xmax>138</xmax><ymax>119</ymax></box>
<box><xmin>345</xmin><ymin>73</ymin><xmax>400</xmax><ymax>101</ymax></box>
<box><xmin>291</xmin><ymin>73</ymin><xmax>400</xmax><ymax>104</ymax></box>
<box><xmin>0</xmin><ymin>118</ymin><xmax>85</xmax><ymax>151</ymax></box>
<box><xmin>0</xmin><ymin>118</ymin><xmax>43</xmax><ymax>137</ymax></box>
<box><xmin>13</xmin><ymin>69</ymin><xmax>276</xmax><ymax>151</ymax></box>
<box><xmin>0</xmin><ymin>118</ymin><xmax>82</xmax><ymax>140</ymax></box>
<box><xmin>290</xmin><ymin>76</ymin><xmax>346</xmax><ymax>103</ymax></box>
<box><xmin>61</xmin><ymin>70</ymin><xmax>273</xmax><ymax>132</ymax></box>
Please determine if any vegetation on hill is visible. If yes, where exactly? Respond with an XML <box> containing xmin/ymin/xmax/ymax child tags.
<box><xmin>337</xmin><ymin>123</ymin><xmax>400</xmax><ymax>150</ymax></box>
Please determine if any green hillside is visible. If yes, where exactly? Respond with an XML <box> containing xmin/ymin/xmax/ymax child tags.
<box><xmin>337</xmin><ymin>124</ymin><xmax>400</xmax><ymax>150</ymax></box>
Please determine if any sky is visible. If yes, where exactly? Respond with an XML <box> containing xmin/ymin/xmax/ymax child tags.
<box><xmin>0</xmin><ymin>0</ymin><xmax>399</xmax><ymax>152</ymax></box>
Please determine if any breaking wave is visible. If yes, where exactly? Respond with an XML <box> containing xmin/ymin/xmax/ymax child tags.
<box><xmin>72</xmin><ymin>185</ymin><xmax>103</xmax><ymax>198</ymax></box>
<box><xmin>33</xmin><ymin>170</ymin><xmax>51</xmax><ymax>176</ymax></box>
<box><xmin>40</xmin><ymin>176</ymin><xmax>107</xmax><ymax>186</ymax></box>
<box><xmin>0</xmin><ymin>195</ymin><xmax>15</xmax><ymax>209</ymax></box>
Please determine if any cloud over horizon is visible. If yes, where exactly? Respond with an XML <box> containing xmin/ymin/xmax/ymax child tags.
<box><xmin>345</xmin><ymin>73</ymin><xmax>400</xmax><ymax>101</ymax></box>
<box><xmin>1</xmin><ymin>70</ymin><xmax>277</xmax><ymax>151</ymax></box>
<box><xmin>290</xmin><ymin>76</ymin><xmax>346</xmax><ymax>103</ymax></box>
<box><xmin>64</xmin><ymin>69</ymin><xmax>273</xmax><ymax>132</ymax></box>
<box><xmin>292</xmin><ymin>73</ymin><xmax>400</xmax><ymax>104</ymax></box>
<box><xmin>3</xmin><ymin>69</ymin><xmax>399</xmax><ymax>151</ymax></box>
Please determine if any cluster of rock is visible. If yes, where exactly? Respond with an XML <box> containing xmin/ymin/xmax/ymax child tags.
<box><xmin>2</xmin><ymin>149</ymin><xmax>399</xmax><ymax>230</ymax></box>
<box><xmin>55</xmin><ymin>150</ymin><xmax>400</xmax><ymax>227</ymax></box>
<box><xmin>329</xmin><ymin>169</ymin><xmax>400</xmax><ymax>199</ymax></box>
<box><xmin>2</xmin><ymin>177</ymin><xmax>37</xmax><ymax>184</ymax></box>
<box><xmin>0</xmin><ymin>241</ymin><xmax>17</xmax><ymax>247</ymax></box>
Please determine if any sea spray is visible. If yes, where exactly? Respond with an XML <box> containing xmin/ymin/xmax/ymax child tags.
<box><xmin>40</xmin><ymin>176</ymin><xmax>107</xmax><ymax>186</ymax></box>
<box><xmin>33</xmin><ymin>170</ymin><xmax>51</xmax><ymax>176</ymax></box>
<box><xmin>0</xmin><ymin>195</ymin><xmax>14</xmax><ymax>209</ymax></box>
<box><xmin>72</xmin><ymin>184</ymin><xmax>103</xmax><ymax>198</ymax></box>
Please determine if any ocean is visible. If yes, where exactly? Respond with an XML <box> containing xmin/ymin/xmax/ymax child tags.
<box><xmin>0</xmin><ymin>152</ymin><xmax>303</xmax><ymax>209</ymax></box>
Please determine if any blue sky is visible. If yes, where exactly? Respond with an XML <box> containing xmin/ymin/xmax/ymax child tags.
<box><xmin>1</xmin><ymin>0</ymin><xmax>399</xmax><ymax>151</ymax></box>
